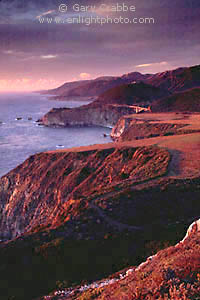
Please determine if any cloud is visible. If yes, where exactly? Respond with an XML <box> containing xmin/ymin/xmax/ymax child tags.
<box><xmin>0</xmin><ymin>0</ymin><xmax>199</xmax><ymax>85</ymax></box>
<box><xmin>2</xmin><ymin>49</ymin><xmax>31</xmax><ymax>58</ymax></box>
<box><xmin>36</xmin><ymin>10</ymin><xmax>56</xmax><ymax>19</ymax></box>
<box><xmin>3</xmin><ymin>50</ymin><xmax>14</xmax><ymax>55</ymax></box>
<box><xmin>80</xmin><ymin>73</ymin><xmax>91</xmax><ymax>79</ymax></box>
<box><xmin>40</xmin><ymin>54</ymin><xmax>58</xmax><ymax>59</ymax></box>
<box><xmin>135</xmin><ymin>62</ymin><xmax>168</xmax><ymax>68</ymax></box>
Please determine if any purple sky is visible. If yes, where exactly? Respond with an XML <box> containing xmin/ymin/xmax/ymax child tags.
<box><xmin>0</xmin><ymin>0</ymin><xmax>199</xmax><ymax>91</ymax></box>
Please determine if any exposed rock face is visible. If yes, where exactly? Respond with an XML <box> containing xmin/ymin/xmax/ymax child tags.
<box><xmin>41</xmin><ymin>82</ymin><xmax>166</xmax><ymax>128</ymax></box>
<box><xmin>179</xmin><ymin>219</ymin><xmax>200</xmax><ymax>244</ymax></box>
<box><xmin>0</xmin><ymin>146</ymin><xmax>170</xmax><ymax>240</ymax></box>
<box><xmin>111</xmin><ymin>116</ymin><xmax>134</xmax><ymax>140</ymax></box>
<box><xmin>111</xmin><ymin>116</ymin><xmax>186</xmax><ymax>141</ymax></box>
<box><xmin>41</xmin><ymin>104</ymin><xmax>139</xmax><ymax>127</ymax></box>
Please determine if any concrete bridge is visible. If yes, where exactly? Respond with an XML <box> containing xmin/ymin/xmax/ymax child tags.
<box><xmin>109</xmin><ymin>104</ymin><xmax>151</xmax><ymax>114</ymax></box>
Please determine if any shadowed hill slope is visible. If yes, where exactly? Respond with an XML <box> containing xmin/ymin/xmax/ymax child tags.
<box><xmin>79</xmin><ymin>220</ymin><xmax>200</xmax><ymax>300</ymax></box>
<box><xmin>93</xmin><ymin>82</ymin><xmax>169</xmax><ymax>106</ymax></box>
<box><xmin>151</xmin><ymin>88</ymin><xmax>200</xmax><ymax>112</ymax></box>
<box><xmin>146</xmin><ymin>65</ymin><xmax>200</xmax><ymax>93</ymax></box>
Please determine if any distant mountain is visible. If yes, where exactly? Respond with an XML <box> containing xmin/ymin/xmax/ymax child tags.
<box><xmin>42</xmin><ymin>64</ymin><xmax>200</xmax><ymax>100</ymax></box>
<box><xmin>151</xmin><ymin>87</ymin><xmax>200</xmax><ymax>112</ymax></box>
<box><xmin>43</xmin><ymin>73</ymin><xmax>152</xmax><ymax>99</ymax></box>
<box><xmin>40</xmin><ymin>65</ymin><xmax>200</xmax><ymax>128</ymax></box>
<box><xmin>66</xmin><ymin>73</ymin><xmax>152</xmax><ymax>98</ymax></box>
<box><xmin>92</xmin><ymin>82</ymin><xmax>170</xmax><ymax>106</ymax></box>
<box><xmin>120</xmin><ymin>71</ymin><xmax>151</xmax><ymax>82</ymax></box>
<box><xmin>146</xmin><ymin>65</ymin><xmax>200</xmax><ymax>93</ymax></box>
<box><xmin>41</xmin><ymin>80</ymin><xmax>91</xmax><ymax>96</ymax></box>
<box><xmin>65</xmin><ymin>78</ymin><xmax>124</xmax><ymax>98</ymax></box>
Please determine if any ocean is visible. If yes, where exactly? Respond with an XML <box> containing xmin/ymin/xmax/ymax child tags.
<box><xmin>0</xmin><ymin>92</ymin><xmax>112</xmax><ymax>177</ymax></box>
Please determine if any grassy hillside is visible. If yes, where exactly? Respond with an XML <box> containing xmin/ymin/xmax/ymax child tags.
<box><xmin>93</xmin><ymin>82</ymin><xmax>169</xmax><ymax>106</ymax></box>
<box><xmin>152</xmin><ymin>88</ymin><xmax>200</xmax><ymax>112</ymax></box>
<box><xmin>147</xmin><ymin>65</ymin><xmax>200</xmax><ymax>93</ymax></box>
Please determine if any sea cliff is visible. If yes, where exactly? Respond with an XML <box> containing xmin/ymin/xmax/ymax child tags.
<box><xmin>0</xmin><ymin>145</ymin><xmax>170</xmax><ymax>240</ymax></box>
<box><xmin>1</xmin><ymin>141</ymin><xmax>200</xmax><ymax>300</ymax></box>
<box><xmin>41</xmin><ymin>104</ymin><xmax>139</xmax><ymax>127</ymax></box>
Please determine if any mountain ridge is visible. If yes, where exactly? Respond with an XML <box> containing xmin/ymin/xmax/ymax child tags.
<box><xmin>40</xmin><ymin>64</ymin><xmax>200</xmax><ymax>129</ymax></box>
<box><xmin>42</xmin><ymin>72</ymin><xmax>152</xmax><ymax>99</ymax></box>
<box><xmin>41</xmin><ymin>65</ymin><xmax>200</xmax><ymax>100</ymax></box>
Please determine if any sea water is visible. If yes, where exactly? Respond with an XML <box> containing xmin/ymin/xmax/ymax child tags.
<box><xmin>0</xmin><ymin>92</ymin><xmax>112</xmax><ymax>177</ymax></box>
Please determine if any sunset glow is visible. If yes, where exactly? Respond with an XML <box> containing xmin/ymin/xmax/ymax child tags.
<box><xmin>0</xmin><ymin>0</ymin><xmax>199</xmax><ymax>91</ymax></box>
<box><xmin>0</xmin><ymin>78</ymin><xmax>65</xmax><ymax>92</ymax></box>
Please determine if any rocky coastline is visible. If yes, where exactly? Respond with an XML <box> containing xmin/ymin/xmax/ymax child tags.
<box><xmin>40</xmin><ymin>104</ymin><xmax>142</xmax><ymax>128</ymax></box>
<box><xmin>1</xmin><ymin>64</ymin><xmax>200</xmax><ymax>300</ymax></box>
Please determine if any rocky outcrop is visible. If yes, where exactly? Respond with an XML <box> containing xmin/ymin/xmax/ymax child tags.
<box><xmin>111</xmin><ymin>116</ymin><xmax>135</xmax><ymax>140</ymax></box>
<box><xmin>111</xmin><ymin>116</ymin><xmax>187</xmax><ymax>141</ymax></box>
<box><xmin>41</xmin><ymin>104</ymin><xmax>140</xmax><ymax>127</ymax></box>
<box><xmin>41</xmin><ymin>82</ymin><xmax>165</xmax><ymax>128</ymax></box>
<box><xmin>179</xmin><ymin>219</ymin><xmax>200</xmax><ymax>244</ymax></box>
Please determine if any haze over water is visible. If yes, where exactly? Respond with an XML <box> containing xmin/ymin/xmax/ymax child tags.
<box><xmin>0</xmin><ymin>93</ymin><xmax>111</xmax><ymax>177</ymax></box>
